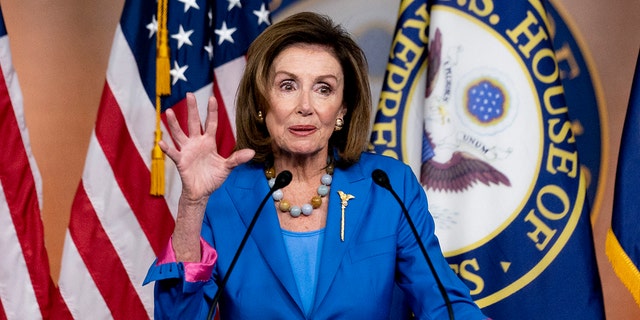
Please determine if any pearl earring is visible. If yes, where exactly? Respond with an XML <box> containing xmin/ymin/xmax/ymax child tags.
<box><xmin>257</xmin><ymin>110</ymin><xmax>264</xmax><ymax>124</ymax></box>
<box><xmin>334</xmin><ymin>118</ymin><xmax>344</xmax><ymax>131</ymax></box>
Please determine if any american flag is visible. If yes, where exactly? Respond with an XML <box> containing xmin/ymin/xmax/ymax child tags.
<box><xmin>54</xmin><ymin>0</ymin><xmax>269</xmax><ymax>318</ymax></box>
<box><xmin>0</xmin><ymin>5</ymin><xmax>69</xmax><ymax>319</ymax></box>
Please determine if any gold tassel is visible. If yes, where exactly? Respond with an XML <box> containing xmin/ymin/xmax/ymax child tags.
<box><xmin>150</xmin><ymin>96</ymin><xmax>165</xmax><ymax>196</ymax></box>
<box><xmin>151</xmin><ymin>0</ymin><xmax>170</xmax><ymax>196</ymax></box>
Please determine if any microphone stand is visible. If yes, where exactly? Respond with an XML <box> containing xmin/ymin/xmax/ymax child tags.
<box><xmin>206</xmin><ymin>170</ymin><xmax>292</xmax><ymax>320</ymax></box>
<box><xmin>372</xmin><ymin>169</ymin><xmax>454</xmax><ymax>320</ymax></box>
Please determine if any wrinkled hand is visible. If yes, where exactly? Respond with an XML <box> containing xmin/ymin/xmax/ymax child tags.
<box><xmin>160</xmin><ymin>93</ymin><xmax>255</xmax><ymax>202</ymax></box>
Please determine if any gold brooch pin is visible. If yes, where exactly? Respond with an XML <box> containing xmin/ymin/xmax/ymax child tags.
<box><xmin>337</xmin><ymin>191</ymin><xmax>355</xmax><ymax>242</ymax></box>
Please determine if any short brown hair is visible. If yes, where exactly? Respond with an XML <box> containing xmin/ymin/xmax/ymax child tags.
<box><xmin>234</xmin><ymin>12</ymin><xmax>371</xmax><ymax>167</ymax></box>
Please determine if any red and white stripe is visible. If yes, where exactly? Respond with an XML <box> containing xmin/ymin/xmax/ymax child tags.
<box><xmin>56</xmin><ymin>22</ymin><xmax>243</xmax><ymax>319</ymax></box>
<box><xmin>0</xmin><ymin>32</ymin><xmax>68</xmax><ymax>320</ymax></box>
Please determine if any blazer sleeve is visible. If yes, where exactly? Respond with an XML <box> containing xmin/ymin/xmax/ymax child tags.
<box><xmin>392</xmin><ymin>164</ymin><xmax>488</xmax><ymax>319</ymax></box>
<box><xmin>143</xmin><ymin>236</ymin><xmax>219</xmax><ymax>319</ymax></box>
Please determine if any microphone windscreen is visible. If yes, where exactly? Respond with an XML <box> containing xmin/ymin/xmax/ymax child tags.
<box><xmin>372</xmin><ymin>169</ymin><xmax>391</xmax><ymax>190</ymax></box>
<box><xmin>273</xmin><ymin>170</ymin><xmax>293</xmax><ymax>189</ymax></box>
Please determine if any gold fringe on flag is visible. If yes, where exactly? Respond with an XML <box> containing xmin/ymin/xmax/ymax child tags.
<box><xmin>151</xmin><ymin>0</ymin><xmax>171</xmax><ymax>196</ymax></box>
<box><xmin>605</xmin><ymin>229</ymin><xmax>640</xmax><ymax>307</ymax></box>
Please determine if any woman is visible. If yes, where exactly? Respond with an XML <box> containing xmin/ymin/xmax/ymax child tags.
<box><xmin>144</xmin><ymin>12</ymin><xmax>487</xmax><ymax>320</ymax></box>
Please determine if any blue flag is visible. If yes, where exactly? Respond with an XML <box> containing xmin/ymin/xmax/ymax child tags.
<box><xmin>371</xmin><ymin>0</ymin><xmax>605</xmax><ymax>318</ymax></box>
<box><xmin>369</xmin><ymin>0</ymin><xmax>434</xmax><ymax>170</ymax></box>
<box><xmin>606</xmin><ymin>51</ymin><xmax>640</xmax><ymax>307</ymax></box>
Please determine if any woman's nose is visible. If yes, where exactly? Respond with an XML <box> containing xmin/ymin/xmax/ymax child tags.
<box><xmin>296</xmin><ymin>91</ymin><xmax>313</xmax><ymax>115</ymax></box>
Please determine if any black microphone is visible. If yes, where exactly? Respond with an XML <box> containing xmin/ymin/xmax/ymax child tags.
<box><xmin>207</xmin><ymin>170</ymin><xmax>293</xmax><ymax>320</ymax></box>
<box><xmin>371</xmin><ymin>169</ymin><xmax>454</xmax><ymax>320</ymax></box>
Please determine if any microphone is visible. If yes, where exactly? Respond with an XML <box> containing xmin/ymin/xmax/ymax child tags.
<box><xmin>371</xmin><ymin>169</ymin><xmax>454</xmax><ymax>320</ymax></box>
<box><xmin>207</xmin><ymin>170</ymin><xmax>293</xmax><ymax>320</ymax></box>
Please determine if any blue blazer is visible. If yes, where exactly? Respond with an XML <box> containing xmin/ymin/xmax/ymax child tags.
<box><xmin>145</xmin><ymin>153</ymin><xmax>486</xmax><ymax>319</ymax></box>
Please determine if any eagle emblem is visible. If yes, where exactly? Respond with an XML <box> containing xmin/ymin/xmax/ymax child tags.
<box><xmin>422</xmin><ymin>27</ymin><xmax>511</xmax><ymax>193</ymax></box>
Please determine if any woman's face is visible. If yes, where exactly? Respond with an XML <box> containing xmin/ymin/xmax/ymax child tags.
<box><xmin>265</xmin><ymin>43</ymin><xmax>345</xmax><ymax>158</ymax></box>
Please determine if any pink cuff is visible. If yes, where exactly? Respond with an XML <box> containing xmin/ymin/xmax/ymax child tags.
<box><xmin>156</xmin><ymin>237</ymin><xmax>217</xmax><ymax>282</ymax></box>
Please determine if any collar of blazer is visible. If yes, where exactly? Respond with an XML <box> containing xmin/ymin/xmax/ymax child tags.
<box><xmin>227</xmin><ymin>161</ymin><xmax>371</xmax><ymax>313</ymax></box>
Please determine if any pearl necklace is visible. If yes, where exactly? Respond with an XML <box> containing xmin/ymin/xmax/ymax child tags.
<box><xmin>265</xmin><ymin>164</ymin><xmax>334</xmax><ymax>217</ymax></box>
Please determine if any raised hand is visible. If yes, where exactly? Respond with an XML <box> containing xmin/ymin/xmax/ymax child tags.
<box><xmin>161</xmin><ymin>93</ymin><xmax>255</xmax><ymax>202</ymax></box>
<box><xmin>162</xmin><ymin>93</ymin><xmax>255</xmax><ymax>262</ymax></box>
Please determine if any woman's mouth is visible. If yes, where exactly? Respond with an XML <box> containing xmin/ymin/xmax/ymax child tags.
<box><xmin>288</xmin><ymin>125</ymin><xmax>317</xmax><ymax>136</ymax></box>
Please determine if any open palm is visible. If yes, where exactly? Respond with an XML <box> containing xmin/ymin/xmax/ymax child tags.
<box><xmin>160</xmin><ymin>93</ymin><xmax>255</xmax><ymax>202</ymax></box>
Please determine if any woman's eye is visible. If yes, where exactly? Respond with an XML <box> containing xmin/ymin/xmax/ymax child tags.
<box><xmin>317</xmin><ymin>84</ymin><xmax>332</xmax><ymax>95</ymax></box>
<box><xmin>280</xmin><ymin>80</ymin><xmax>295</xmax><ymax>91</ymax></box>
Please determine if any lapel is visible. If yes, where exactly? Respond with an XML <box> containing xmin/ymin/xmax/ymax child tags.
<box><xmin>226</xmin><ymin>162</ymin><xmax>373</xmax><ymax>317</ymax></box>
<box><xmin>227</xmin><ymin>165</ymin><xmax>304</xmax><ymax>314</ymax></box>
<box><xmin>312</xmin><ymin>161</ymin><xmax>371</xmax><ymax>312</ymax></box>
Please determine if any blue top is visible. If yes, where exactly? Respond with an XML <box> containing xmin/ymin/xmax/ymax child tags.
<box><xmin>282</xmin><ymin>228</ymin><xmax>325</xmax><ymax>316</ymax></box>
<box><xmin>144</xmin><ymin>152</ymin><xmax>487</xmax><ymax>319</ymax></box>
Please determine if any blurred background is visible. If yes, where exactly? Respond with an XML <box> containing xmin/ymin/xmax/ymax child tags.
<box><xmin>1</xmin><ymin>0</ymin><xmax>638</xmax><ymax>318</ymax></box>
